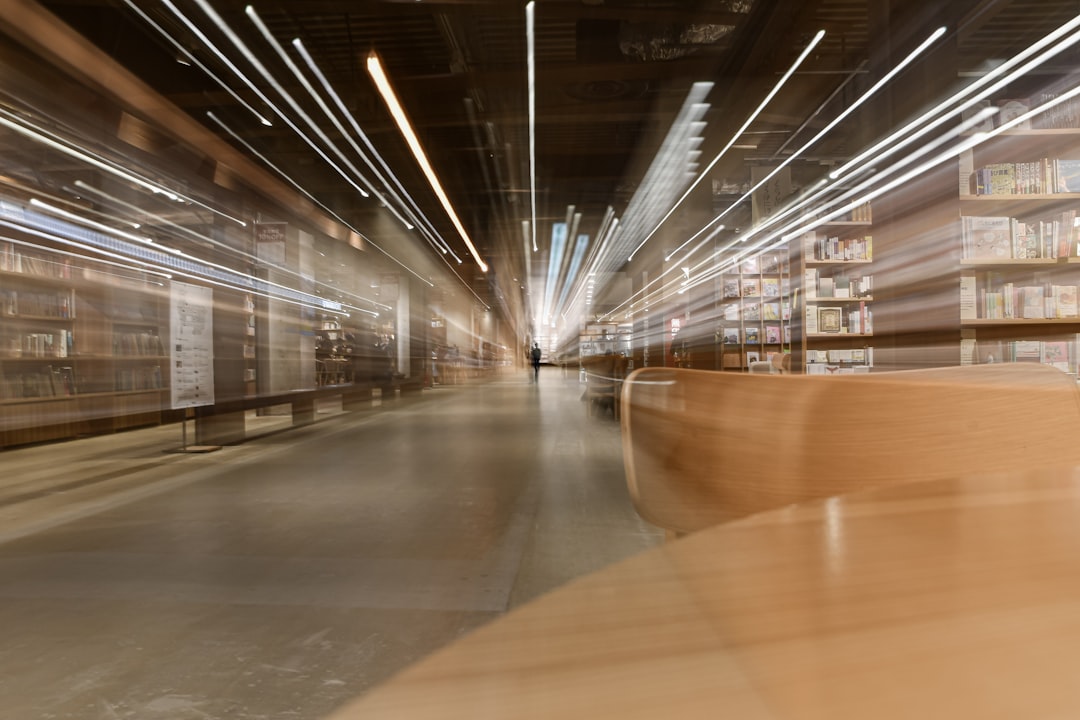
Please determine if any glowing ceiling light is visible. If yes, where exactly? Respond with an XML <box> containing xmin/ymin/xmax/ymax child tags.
<box><xmin>293</xmin><ymin>39</ymin><xmax>456</xmax><ymax>257</ymax></box>
<box><xmin>366</xmin><ymin>51</ymin><xmax>488</xmax><ymax>272</ymax></box>
<box><xmin>526</xmin><ymin>1</ymin><xmax>538</xmax><ymax>252</ymax></box>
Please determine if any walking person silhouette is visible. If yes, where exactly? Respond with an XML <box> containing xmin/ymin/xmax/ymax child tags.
<box><xmin>530</xmin><ymin>343</ymin><xmax>542</xmax><ymax>382</ymax></box>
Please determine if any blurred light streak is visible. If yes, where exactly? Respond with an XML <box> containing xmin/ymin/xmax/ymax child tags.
<box><xmin>621</xmin><ymin>84</ymin><xmax>711</xmax><ymax>262</ymax></box>
<box><xmin>69</xmin><ymin>178</ymin><xmax>392</xmax><ymax>312</ymax></box>
<box><xmin>29</xmin><ymin>198</ymin><xmax>153</xmax><ymax>245</ymax></box>
<box><xmin>48</xmin><ymin>188</ymin><xmax>142</xmax><ymax>231</ymax></box>
<box><xmin>601</xmin><ymin>225</ymin><xmax>724</xmax><ymax>322</ymax></box>
<box><xmin>674</xmin><ymin>25</ymin><xmax>945</xmax><ymax>261</ymax></box>
<box><xmin>224</xmin><ymin>4</ymin><xmax>374</xmax><ymax>200</ymax></box>
<box><xmin>367</xmin><ymin>52</ymin><xmax>489</xmax><ymax>272</ymax></box>
<box><xmin>164</xmin><ymin>0</ymin><xmax>375</xmax><ymax>203</ymax></box>
<box><xmin>251</xmin><ymin>7</ymin><xmax>430</xmax><ymax>222</ymax></box>
<box><xmin>554</xmin><ymin>233</ymin><xmax>589</xmax><ymax>318</ymax></box>
<box><xmin>159</xmin><ymin>0</ymin><xmax>274</xmax><ymax>127</ymax></box>
<box><xmin>526</xmin><ymin>0</ymin><xmax>537</xmax><ymax>252</ymax></box>
<box><xmin>567</xmin><ymin>217</ymin><xmax>619</xmax><ymax>314</ymax></box>
<box><xmin>204</xmin><ymin>113</ymin><xmax>433</xmax><ymax>289</ymax></box>
<box><xmin>541</xmin><ymin>221</ymin><xmax>568</xmax><ymax>323</ymax></box>
<box><xmin>293</xmin><ymin>39</ymin><xmax>460</xmax><ymax>259</ymax></box>
<box><xmin>1</xmin><ymin>200</ymin><xmax>368</xmax><ymax>316</ymax></box>
<box><xmin>279</xmin><ymin>85</ymin><xmax>417</xmax><ymax>236</ymax></box>
<box><xmin>678</xmin><ymin>104</ymin><xmax>1032</xmax><ymax>298</ymax></box>
<box><xmin>553</xmin><ymin>210</ymin><xmax>582</xmax><ymax>310</ymax></box>
<box><xmin>642</xmin><ymin>31</ymin><xmax>825</xmax><ymax>257</ymax></box>
<box><xmin>0</xmin><ymin>107</ymin><xmax>247</xmax><ymax>226</ymax></box>
<box><xmin>626</xmin><ymin>43</ymin><xmax>1019</xmax><ymax>317</ymax></box>
<box><xmin>0</xmin><ymin>232</ymin><xmax>171</xmax><ymax>281</ymax></box>
<box><xmin>832</xmin><ymin>14</ymin><xmax>1080</xmax><ymax>182</ymax></box>
<box><xmin>120</xmin><ymin>0</ymin><xmax>273</xmax><ymax>127</ymax></box>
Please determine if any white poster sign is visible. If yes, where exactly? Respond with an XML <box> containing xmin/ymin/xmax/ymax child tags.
<box><xmin>170</xmin><ymin>281</ymin><xmax>215</xmax><ymax>409</ymax></box>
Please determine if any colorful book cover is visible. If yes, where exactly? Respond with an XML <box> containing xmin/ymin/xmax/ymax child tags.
<box><xmin>963</xmin><ymin>216</ymin><xmax>1012</xmax><ymax>258</ymax></box>
<box><xmin>1053</xmin><ymin>285</ymin><xmax>1078</xmax><ymax>317</ymax></box>
<box><xmin>1022</xmin><ymin>286</ymin><xmax>1046</xmax><ymax>319</ymax></box>
<box><xmin>1041</xmin><ymin>341</ymin><xmax>1070</xmax><ymax>371</ymax></box>
<box><xmin>1056</xmin><ymin>159</ymin><xmax>1080</xmax><ymax>192</ymax></box>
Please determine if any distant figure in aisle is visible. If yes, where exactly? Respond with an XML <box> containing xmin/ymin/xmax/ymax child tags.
<box><xmin>531</xmin><ymin>343</ymin><xmax>542</xmax><ymax>382</ymax></box>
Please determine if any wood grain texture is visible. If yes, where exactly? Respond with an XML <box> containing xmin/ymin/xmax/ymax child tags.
<box><xmin>326</xmin><ymin>468</ymin><xmax>1080</xmax><ymax>719</ymax></box>
<box><xmin>621</xmin><ymin>363</ymin><xmax>1080</xmax><ymax>535</ymax></box>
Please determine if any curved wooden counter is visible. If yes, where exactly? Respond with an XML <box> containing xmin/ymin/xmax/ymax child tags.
<box><xmin>326</xmin><ymin>467</ymin><xmax>1080</xmax><ymax>719</ymax></box>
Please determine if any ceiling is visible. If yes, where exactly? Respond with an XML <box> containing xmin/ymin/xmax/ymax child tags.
<box><xmin>1</xmin><ymin>0</ymin><xmax>1075</xmax><ymax>340</ymax></box>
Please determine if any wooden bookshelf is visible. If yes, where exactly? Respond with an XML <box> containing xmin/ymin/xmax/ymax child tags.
<box><xmin>797</xmin><ymin>206</ymin><xmax>875</xmax><ymax>374</ymax></box>
<box><xmin>717</xmin><ymin>250</ymin><xmax>792</xmax><ymax>371</ymax></box>
<box><xmin>0</xmin><ymin>241</ymin><xmax>168</xmax><ymax>447</ymax></box>
<box><xmin>956</xmin><ymin>113</ymin><xmax>1080</xmax><ymax>374</ymax></box>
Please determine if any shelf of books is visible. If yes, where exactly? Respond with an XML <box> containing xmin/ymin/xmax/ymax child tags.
<box><xmin>243</xmin><ymin>293</ymin><xmax>257</xmax><ymax>396</ymax></box>
<box><xmin>956</xmin><ymin>121</ymin><xmax>1080</xmax><ymax>376</ymax></box>
<box><xmin>0</xmin><ymin>240</ymin><xmax>168</xmax><ymax>447</ymax></box>
<box><xmin>718</xmin><ymin>251</ymin><xmax>792</xmax><ymax>371</ymax></box>
<box><xmin>798</xmin><ymin>203</ymin><xmax>875</xmax><ymax>374</ymax></box>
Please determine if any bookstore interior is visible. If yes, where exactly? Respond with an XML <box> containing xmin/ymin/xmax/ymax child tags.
<box><xmin>4</xmin><ymin>2</ymin><xmax>1080</xmax><ymax>449</ymax></box>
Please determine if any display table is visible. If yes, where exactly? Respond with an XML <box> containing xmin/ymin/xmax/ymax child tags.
<box><xmin>327</xmin><ymin>467</ymin><xmax>1080</xmax><ymax>719</ymax></box>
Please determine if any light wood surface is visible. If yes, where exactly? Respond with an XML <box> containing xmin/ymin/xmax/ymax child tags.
<box><xmin>326</xmin><ymin>467</ymin><xmax>1080</xmax><ymax>719</ymax></box>
<box><xmin>621</xmin><ymin>363</ymin><xmax>1080</xmax><ymax>535</ymax></box>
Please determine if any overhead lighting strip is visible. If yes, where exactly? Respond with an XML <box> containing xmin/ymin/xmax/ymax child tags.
<box><xmin>366</xmin><ymin>52</ymin><xmax>489</xmax><ymax>273</ymax></box>
<box><xmin>526</xmin><ymin>1</ymin><xmax>538</xmax><ymax>253</ymax></box>
<box><xmin>292</xmin><ymin>38</ymin><xmax>459</xmax><ymax>258</ymax></box>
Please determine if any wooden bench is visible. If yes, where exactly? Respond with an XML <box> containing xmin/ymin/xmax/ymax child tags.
<box><xmin>621</xmin><ymin>363</ymin><xmax>1080</xmax><ymax>536</ymax></box>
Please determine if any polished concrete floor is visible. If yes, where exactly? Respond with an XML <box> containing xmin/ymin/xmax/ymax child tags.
<box><xmin>0</xmin><ymin>367</ymin><xmax>662</xmax><ymax>719</ymax></box>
